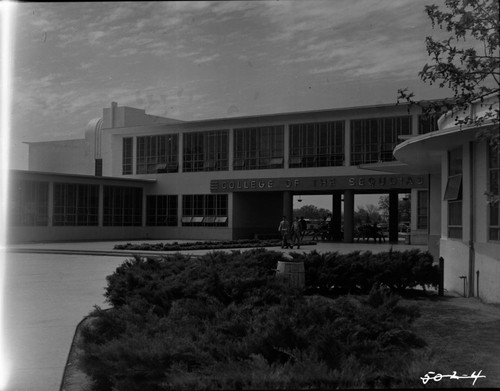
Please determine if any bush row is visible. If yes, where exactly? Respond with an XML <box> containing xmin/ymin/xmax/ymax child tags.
<box><xmin>114</xmin><ymin>239</ymin><xmax>316</xmax><ymax>252</ymax></box>
<box><xmin>79</xmin><ymin>249</ymin><xmax>429</xmax><ymax>390</ymax></box>
<box><xmin>290</xmin><ymin>248</ymin><xmax>439</xmax><ymax>295</ymax></box>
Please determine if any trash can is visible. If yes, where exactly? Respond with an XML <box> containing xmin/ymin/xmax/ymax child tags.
<box><xmin>276</xmin><ymin>260</ymin><xmax>305</xmax><ymax>288</ymax></box>
<box><xmin>404</xmin><ymin>234</ymin><xmax>411</xmax><ymax>245</ymax></box>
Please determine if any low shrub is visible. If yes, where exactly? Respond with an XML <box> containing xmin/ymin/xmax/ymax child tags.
<box><xmin>79</xmin><ymin>249</ymin><xmax>430</xmax><ymax>390</ymax></box>
<box><xmin>299</xmin><ymin>248</ymin><xmax>439</xmax><ymax>295</ymax></box>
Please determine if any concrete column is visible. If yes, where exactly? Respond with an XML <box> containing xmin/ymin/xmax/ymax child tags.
<box><xmin>284</xmin><ymin>124</ymin><xmax>290</xmax><ymax>169</ymax></box>
<box><xmin>98</xmin><ymin>184</ymin><xmax>104</xmax><ymax>227</ymax></box>
<box><xmin>178</xmin><ymin>194</ymin><xmax>183</xmax><ymax>227</ymax></box>
<box><xmin>389</xmin><ymin>191</ymin><xmax>399</xmax><ymax>243</ymax></box>
<box><xmin>283</xmin><ymin>191</ymin><xmax>293</xmax><ymax>221</ymax></box>
<box><xmin>178</xmin><ymin>132</ymin><xmax>184</xmax><ymax>173</ymax></box>
<box><xmin>343</xmin><ymin>189</ymin><xmax>354</xmax><ymax>243</ymax></box>
<box><xmin>344</xmin><ymin>119</ymin><xmax>351</xmax><ymax>166</ymax></box>
<box><xmin>332</xmin><ymin>192</ymin><xmax>342</xmax><ymax>240</ymax></box>
<box><xmin>228</xmin><ymin>128</ymin><xmax>234</xmax><ymax>170</ymax></box>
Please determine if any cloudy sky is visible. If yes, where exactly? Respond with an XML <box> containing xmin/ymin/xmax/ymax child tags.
<box><xmin>11</xmin><ymin>0</ymin><xmax>449</xmax><ymax>172</ymax></box>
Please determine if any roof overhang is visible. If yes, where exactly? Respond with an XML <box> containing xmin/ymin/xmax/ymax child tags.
<box><xmin>392</xmin><ymin>123</ymin><xmax>493</xmax><ymax>174</ymax></box>
<box><xmin>358</xmin><ymin>161</ymin><xmax>418</xmax><ymax>174</ymax></box>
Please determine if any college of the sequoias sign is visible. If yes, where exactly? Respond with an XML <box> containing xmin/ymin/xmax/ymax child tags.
<box><xmin>210</xmin><ymin>174</ymin><xmax>427</xmax><ymax>193</ymax></box>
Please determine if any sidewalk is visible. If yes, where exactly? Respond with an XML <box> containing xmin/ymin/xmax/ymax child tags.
<box><xmin>7</xmin><ymin>238</ymin><xmax>428</xmax><ymax>257</ymax></box>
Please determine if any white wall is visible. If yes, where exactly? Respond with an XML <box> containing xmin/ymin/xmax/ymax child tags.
<box><xmin>28</xmin><ymin>139</ymin><xmax>93</xmax><ymax>175</ymax></box>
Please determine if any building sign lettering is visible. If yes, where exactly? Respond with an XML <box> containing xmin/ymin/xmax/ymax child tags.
<box><xmin>210</xmin><ymin>174</ymin><xmax>427</xmax><ymax>193</ymax></box>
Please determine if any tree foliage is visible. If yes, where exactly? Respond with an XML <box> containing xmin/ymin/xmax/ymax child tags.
<box><xmin>378</xmin><ymin>195</ymin><xmax>411</xmax><ymax>222</ymax></box>
<box><xmin>293</xmin><ymin>204</ymin><xmax>331</xmax><ymax>220</ymax></box>
<box><xmin>398</xmin><ymin>0</ymin><xmax>499</xmax><ymax>141</ymax></box>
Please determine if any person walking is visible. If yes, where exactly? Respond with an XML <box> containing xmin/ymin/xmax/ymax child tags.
<box><xmin>291</xmin><ymin>217</ymin><xmax>302</xmax><ymax>249</ymax></box>
<box><xmin>278</xmin><ymin>216</ymin><xmax>291</xmax><ymax>249</ymax></box>
<box><xmin>299</xmin><ymin>216</ymin><xmax>307</xmax><ymax>241</ymax></box>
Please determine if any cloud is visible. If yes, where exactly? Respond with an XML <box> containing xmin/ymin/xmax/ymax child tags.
<box><xmin>193</xmin><ymin>54</ymin><xmax>220</xmax><ymax>65</ymax></box>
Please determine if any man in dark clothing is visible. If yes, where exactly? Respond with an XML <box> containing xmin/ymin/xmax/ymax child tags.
<box><xmin>278</xmin><ymin>216</ymin><xmax>291</xmax><ymax>249</ymax></box>
<box><xmin>299</xmin><ymin>217</ymin><xmax>307</xmax><ymax>240</ymax></box>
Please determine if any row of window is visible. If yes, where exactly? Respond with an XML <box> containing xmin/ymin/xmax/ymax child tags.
<box><xmin>443</xmin><ymin>143</ymin><xmax>499</xmax><ymax>242</ymax></box>
<box><xmin>123</xmin><ymin>115</ymin><xmax>438</xmax><ymax>175</ymax></box>
<box><xmin>10</xmin><ymin>182</ymin><xmax>228</xmax><ymax>228</ymax></box>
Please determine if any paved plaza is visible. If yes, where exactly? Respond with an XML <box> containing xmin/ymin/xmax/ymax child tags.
<box><xmin>0</xmin><ymin>240</ymin><xmax>443</xmax><ymax>390</ymax></box>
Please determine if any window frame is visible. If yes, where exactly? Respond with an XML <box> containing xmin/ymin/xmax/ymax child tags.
<box><xmin>289</xmin><ymin>121</ymin><xmax>345</xmax><ymax>168</ymax></box>
<box><xmin>350</xmin><ymin>116</ymin><xmax>412</xmax><ymax>165</ymax></box>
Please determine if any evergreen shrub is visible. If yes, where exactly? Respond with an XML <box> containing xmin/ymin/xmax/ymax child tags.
<box><xmin>79</xmin><ymin>249</ymin><xmax>430</xmax><ymax>390</ymax></box>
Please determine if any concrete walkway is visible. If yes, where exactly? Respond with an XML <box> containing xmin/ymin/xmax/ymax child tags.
<box><xmin>0</xmin><ymin>239</ymin><xmax>440</xmax><ymax>390</ymax></box>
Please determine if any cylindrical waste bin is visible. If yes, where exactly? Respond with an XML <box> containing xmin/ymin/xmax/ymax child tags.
<box><xmin>276</xmin><ymin>260</ymin><xmax>305</xmax><ymax>288</ymax></box>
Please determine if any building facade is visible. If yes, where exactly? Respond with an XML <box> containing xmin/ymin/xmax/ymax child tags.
<box><xmin>11</xmin><ymin>101</ymin><xmax>436</xmax><ymax>246</ymax></box>
<box><xmin>394</xmin><ymin>95</ymin><xmax>500</xmax><ymax>303</ymax></box>
<box><xmin>10</xmin><ymin>98</ymin><xmax>500</xmax><ymax>302</ymax></box>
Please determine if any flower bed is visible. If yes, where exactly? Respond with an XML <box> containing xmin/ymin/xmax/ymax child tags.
<box><xmin>114</xmin><ymin>238</ymin><xmax>316</xmax><ymax>251</ymax></box>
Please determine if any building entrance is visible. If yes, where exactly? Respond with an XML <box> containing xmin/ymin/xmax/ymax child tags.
<box><xmin>211</xmin><ymin>173</ymin><xmax>427</xmax><ymax>242</ymax></box>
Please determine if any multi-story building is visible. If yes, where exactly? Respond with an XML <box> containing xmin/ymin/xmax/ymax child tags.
<box><xmin>9</xmin><ymin>97</ymin><xmax>499</xmax><ymax>302</ymax></box>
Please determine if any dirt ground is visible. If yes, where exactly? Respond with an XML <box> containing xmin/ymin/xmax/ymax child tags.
<box><xmin>61</xmin><ymin>294</ymin><xmax>500</xmax><ymax>390</ymax></box>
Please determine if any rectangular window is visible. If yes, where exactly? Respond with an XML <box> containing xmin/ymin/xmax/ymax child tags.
<box><xmin>53</xmin><ymin>183</ymin><xmax>99</xmax><ymax>226</ymax></box>
<box><xmin>136</xmin><ymin>134</ymin><xmax>178</xmax><ymax>174</ymax></box>
<box><xmin>289</xmin><ymin>121</ymin><xmax>345</xmax><ymax>168</ymax></box>
<box><xmin>447</xmin><ymin>147</ymin><xmax>462</xmax><ymax>239</ymax></box>
<box><xmin>488</xmin><ymin>143</ymin><xmax>500</xmax><ymax>241</ymax></box>
<box><xmin>350</xmin><ymin>116</ymin><xmax>412</xmax><ymax>165</ymax></box>
<box><xmin>233</xmin><ymin>126</ymin><xmax>284</xmax><ymax>170</ymax></box>
<box><xmin>10</xmin><ymin>179</ymin><xmax>49</xmax><ymax>226</ymax></box>
<box><xmin>182</xmin><ymin>194</ymin><xmax>228</xmax><ymax>226</ymax></box>
<box><xmin>122</xmin><ymin>137</ymin><xmax>133</xmax><ymax>175</ymax></box>
<box><xmin>417</xmin><ymin>190</ymin><xmax>428</xmax><ymax>230</ymax></box>
<box><xmin>146</xmin><ymin>195</ymin><xmax>178</xmax><ymax>226</ymax></box>
<box><xmin>418</xmin><ymin>114</ymin><xmax>439</xmax><ymax>134</ymax></box>
<box><xmin>103</xmin><ymin>186</ymin><xmax>142</xmax><ymax>226</ymax></box>
<box><xmin>183</xmin><ymin>130</ymin><xmax>228</xmax><ymax>172</ymax></box>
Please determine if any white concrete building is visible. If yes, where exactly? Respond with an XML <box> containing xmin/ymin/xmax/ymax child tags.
<box><xmin>9</xmin><ymin>97</ymin><xmax>500</xmax><ymax>302</ymax></box>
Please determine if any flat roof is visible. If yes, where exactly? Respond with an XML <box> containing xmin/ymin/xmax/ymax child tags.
<box><xmin>9</xmin><ymin>169</ymin><xmax>157</xmax><ymax>184</ymax></box>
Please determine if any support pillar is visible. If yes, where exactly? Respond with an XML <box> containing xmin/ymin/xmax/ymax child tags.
<box><xmin>388</xmin><ymin>191</ymin><xmax>399</xmax><ymax>243</ymax></box>
<box><xmin>331</xmin><ymin>192</ymin><xmax>342</xmax><ymax>241</ymax></box>
<box><xmin>283</xmin><ymin>191</ymin><xmax>293</xmax><ymax>222</ymax></box>
<box><xmin>343</xmin><ymin>190</ymin><xmax>354</xmax><ymax>243</ymax></box>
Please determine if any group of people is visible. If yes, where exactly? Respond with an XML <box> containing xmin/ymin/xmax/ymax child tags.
<box><xmin>278</xmin><ymin>216</ymin><xmax>307</xmax><ymax>249</ymax></box>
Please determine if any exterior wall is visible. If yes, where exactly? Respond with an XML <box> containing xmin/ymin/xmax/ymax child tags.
<box><xmin>102</xmin><ymin>104</ymin><xmax>182</xmax><ymax>129</ymax></box>
<box><xmin>475</xmin><ymin>243</ymin><xmax>500</xmax><ymax>303</ymax></box>
<box><xmin>440</xmin><ymin>239</ymin><xmax>470</xmax><ymax>297</ymax></box>
<box><xmin>428</xmin><ymin>173</ymin><xmax>442</xmax><ymax>259</ymax></box>
<box><xmin>28</xmin><ymin>139</ymin><xmax>93</xmax><ymax>175</ymax></box>
<box><xmin>9</xmin><ymin>226</ymin><xmax>150</xmax><ymax>243</ymax></box>
<box><xmin>438</xmin><ymin>121</ymin><xmax>499</xmax><ymax>302</ymax></box>
<box><xmin>8</xmin><ymin>170</ymin><xmax>155</xmax><ymax>243</ymax></box>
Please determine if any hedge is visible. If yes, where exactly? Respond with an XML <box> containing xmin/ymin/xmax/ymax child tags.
<box><xmin>78</xmin><ymin>249</ymin><xmax>431</xmax><ymax>390</ymax></box>
<box><xmin>290</xmin><ymin>248</ymin><xmax>439</xmax><ymax>295</ymax></box>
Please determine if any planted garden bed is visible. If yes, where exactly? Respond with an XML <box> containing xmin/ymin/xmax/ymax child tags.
<box><xmin>114</xmin><ymin>238</ymin><xmax>316</xmax><ymax>251</ymax></box>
